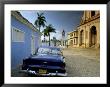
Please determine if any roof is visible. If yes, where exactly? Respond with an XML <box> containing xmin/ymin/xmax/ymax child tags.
<box><xmin>11</xmin><ymin>11</ymin><xmax>42</xmax><ymax>35</ymax></box>
<box><xmin>39</xmin><ymin>46</ymin><xmax>61</xmax><ymax>50</ymax></box>
<box><xmin>73</xmin><ymin>29</ymin><xmax>78</xmax><ymax>32</ymax></box>
<box><xmin>67</xmin><ymin>31</ymin><xmax>74</xmax><ymax>35</ymax></box>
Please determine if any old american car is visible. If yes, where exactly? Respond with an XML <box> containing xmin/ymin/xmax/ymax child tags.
<box><xmin>21</xmin><ymin>46</ymin><xmax>67</xmax><ymax>76</ymax></box>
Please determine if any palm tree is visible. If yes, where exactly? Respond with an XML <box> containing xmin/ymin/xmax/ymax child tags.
<box><xmin>42</xmin><ymin>28</ymin><xmax>48</xmax><ymax>43</ymax></box>
<box><xmin>43</xmin><ymin>24</ymin><xmax>56</xmax><ymax>46</ymax></box>
<box><xmin>34</xmin><ymin>12</ymin><xmax>46</xmax><ymax>32</ymax></box>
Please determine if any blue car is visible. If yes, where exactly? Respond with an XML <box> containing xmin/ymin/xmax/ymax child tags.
<box><xmin>21</xmin><ymin>46</ymin><xmax>67</xmax><ymax>76</ymax></box>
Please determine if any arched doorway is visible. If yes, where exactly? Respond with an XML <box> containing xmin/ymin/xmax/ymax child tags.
<box><xmin>90</xmin><ymin>26</ymin><xmax>97</xmax><ymax>46</ymax></box>
<box><xmin>80</xmin><ymin>30</ymin><xmax>84</xmax><ymax>45</ymax></box>
<box><xmin>70</xmin><ymin>40</ymin><xmax>73</xmax><ymax>46</ymax></box>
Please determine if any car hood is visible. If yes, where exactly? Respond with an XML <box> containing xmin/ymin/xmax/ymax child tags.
<box><xmin>31</xmin><ymin>54</ymin><xmax>63</xmax><ymax>62</ymax></box>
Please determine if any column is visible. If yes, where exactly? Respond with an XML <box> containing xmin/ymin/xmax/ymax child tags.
<box><xmin>84</xmin><ymin>26</ymin><xmax>86</xmax><ymax>48</ymax></box>
<box><xmin>96</xmin><ymin>21</ymin><xmax>100</xmax><ymax>48</ymax></box>
<box><xmin>78</xmin><ymin>30</ymin><xmax>80</xmax><ymax>47</ymax></box>
<box><xmin>86</xmin><ymin>25</ymin><xmax>91</xmax><ymax>47</ymax></box>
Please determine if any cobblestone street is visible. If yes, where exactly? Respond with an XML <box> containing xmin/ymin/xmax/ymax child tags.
<box><xmin>63</xmin><ymin>47</ymin><xmax>100</xmax><ymax>77</ymax></box>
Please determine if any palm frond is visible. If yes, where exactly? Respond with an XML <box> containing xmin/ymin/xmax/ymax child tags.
<box><xmin>37</xmin><ymin>12</ymin><xmax>40</xmax><ymax>16</ymax></box>
<box><xmin>35</xmin><ymin>12</ymin><xmax>46</xmax><ymax>31</ymax></box>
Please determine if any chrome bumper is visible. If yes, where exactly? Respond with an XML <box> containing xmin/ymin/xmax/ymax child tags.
<box><xmin>20</xmin><ymin>70</ymin><xmax>67</xmax><ymax>76</ymax></box>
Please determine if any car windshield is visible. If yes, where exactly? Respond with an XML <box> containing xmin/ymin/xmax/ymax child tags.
<box><xmin>38</xmin><ymin>48</ymin><xmax>51</xmax><ymax>54</ymax></box>
<box><xmin>50</xmin><ymin>49</ymin><xmax>61</xmax><ymax>55</ymax></box>
<box><xmin>37</xmin><ymin>47</ymin><xmax>62</xmax><ymax>55</ymax></box>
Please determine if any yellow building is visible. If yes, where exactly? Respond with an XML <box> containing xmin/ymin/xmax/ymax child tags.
<box><xmin>67</xmin><ymin>30</ymin><xmax>79</xmax><ymax>47</ymax></box>
<box><xmin>68</xmin><ymin>11</ymin><xmax>100</xmax><ymax>48</ymax></box>
<box><xmin>67</xmin><ymin>31</ymin><xmax>74</xmax><ymax>47</ymax></box>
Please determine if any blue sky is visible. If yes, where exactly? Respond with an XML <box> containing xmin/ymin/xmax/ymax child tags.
<box><xmin>19</xmin><ymin>11</ymin><xmax>83</xmax><ymax>40</ymax></box>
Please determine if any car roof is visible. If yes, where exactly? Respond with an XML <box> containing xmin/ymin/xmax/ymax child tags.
<box><xmin>39</xmin><ymin>46</ymin><xmax>61</xmax><ymax>50</ymax></box>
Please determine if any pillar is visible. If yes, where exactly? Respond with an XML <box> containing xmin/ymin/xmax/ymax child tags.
<box><xmin>96</xmin><ymin>21</ymin><xmax>100</xmax><ymax>48</ymax></box>
<box><xmin>84</xmin><ymin>26</ymin><xmax>86</xmax><ymax>48</ymax></box>
<box><xmin>78</xmin><ymin>30</ymin><xmax>81</xmax><ymax>47</ymax></box>
<box><xmin>87</xmin><ymin>25</ymin><xmax>91</xmax><ymax>47</ymax></box>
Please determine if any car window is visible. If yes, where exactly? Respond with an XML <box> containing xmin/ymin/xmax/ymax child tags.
<box><xmin>51</xmin><ymin>49</ymin><xmax>62</xmax><ymax>55</ymax></box>
<box><xmin>37</xmin><ymin>47</ymin><xmax>62</xmax><ymax>55</ymax></box>
<box><xmin>38</xmin><ymin>48</ymin><xmax>50</xmax><ymax>54</ymax></box>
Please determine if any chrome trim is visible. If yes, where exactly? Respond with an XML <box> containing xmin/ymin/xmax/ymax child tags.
<box><xmin>20</xmin><ymin>70</ymin><xmax>67</xmax><ymax>76</ymax></box>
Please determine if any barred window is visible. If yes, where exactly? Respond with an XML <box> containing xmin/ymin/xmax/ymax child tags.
<box><xmin>12</xmin><ymin>27</ymin><xmax>25</xmax><ymax>42</ymax></box>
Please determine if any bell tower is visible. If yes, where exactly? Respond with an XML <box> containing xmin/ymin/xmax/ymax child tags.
<box><xmin>61</xmin><ymin>29</ymin><xmax>66</xmax><ymax>46</ymax></box>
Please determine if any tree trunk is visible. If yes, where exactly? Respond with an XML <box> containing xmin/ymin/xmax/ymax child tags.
<box><xmin>39</xmin><ymin>26</ymin><xmax>40</xmax><ymax>32</ymax></box>
<box><xmin>44</xmin><ymin>38</ymin><xmax>45</xmax><ymax>43</ymax></box>
<box><xmin>49</xmin><ymin>33</ymin><xmax>50</xmax><ymax>46</ymax></box>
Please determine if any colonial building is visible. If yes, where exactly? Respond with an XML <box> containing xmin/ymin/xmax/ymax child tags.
<box><xmin>67</xmin><ymin>29</ymin><xmax>78</xmax><ymax>47</ymax></box>
<box><xmin>11</xmin><ymin>11</ymin><xmax>42</xmax><ymax>69</ymax></box>
<box><xmin>73</xmin><ymin>30</ymin><xmax>78</xmax><ymax>47</ymax></box>
<box><xmin>67</xmin><ymin>31</ymin><xmax>74</xmax><ymax>47</ymax></box>
<box><xmin>68</xmin><ymin>11</ymin><xmax>100</xmax><ymax>48</ymax></box>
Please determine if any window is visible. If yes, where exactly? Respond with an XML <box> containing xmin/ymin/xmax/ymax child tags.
<box><xmin>91</xmin><ymin>11</ymin><xmax>95</xmax><ymax>17</ymax></box>
<box><xmin>38</xmin><ymin>48</ymin><xmax>50</xmax><ymax>54</ymax></box>
<box><xmin>12</xmin><ymin>27</ymin><xmax>25</xmax><ymax>42</ymax></box>
<box><xmin>70</xmin><ymin>33</ymin><xmax>73</xmax><ymax>37</ymax></box>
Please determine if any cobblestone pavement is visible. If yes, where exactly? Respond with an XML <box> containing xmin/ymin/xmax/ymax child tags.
<box><xmin>63</xmin><ymin>47</ymin><xmax>100</xmax><ymax>77</ymax></box>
